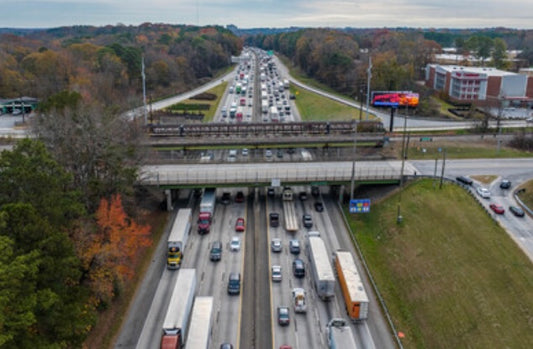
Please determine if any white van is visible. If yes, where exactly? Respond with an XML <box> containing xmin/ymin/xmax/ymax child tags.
<box><xmin>228</xmin><ymin>149</ymin><xmax>237</xmax><ymax>162</ymax></box>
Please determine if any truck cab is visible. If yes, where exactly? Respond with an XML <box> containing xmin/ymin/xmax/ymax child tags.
<box><xmin>197</xmin><ymin>212</ymin><xmax>212</xmax><ymax>234</ymax></box>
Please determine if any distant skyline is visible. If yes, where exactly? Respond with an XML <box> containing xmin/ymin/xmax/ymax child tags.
<box><xmin>1</xmin><ymin>0</ymin><xmax>532</xmax><ymax>29</ymax></box>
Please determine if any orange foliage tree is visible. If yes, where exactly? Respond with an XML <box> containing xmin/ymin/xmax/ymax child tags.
<box><xmin>86</xmin><ymin>194</ymin><xmax>152</xmax><ymax>303</ymax></box>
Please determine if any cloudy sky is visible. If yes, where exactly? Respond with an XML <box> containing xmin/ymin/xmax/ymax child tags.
<box><xmin>2</xmin><ymin>0</ymin><xmax>532</xmax><ymax>29</ymax></box>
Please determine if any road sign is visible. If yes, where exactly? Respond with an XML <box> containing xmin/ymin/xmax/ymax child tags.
<box><xmin>267</xmin><ymin>50</ymin><xmax>274</xmax><ymax>56</ymax></box>
<box><xmin>419</xmin><ymin>137</ymin><xmax>433</xmax><ymax>142</ymax></box>
<box><xmin>271</xmin><ymin>178</ymin><xmax>281</xmax><ymax>187</ymax></box>
<box><xmin>311</xmin><ymin>181</ymin><xmax>327</xmax><ymax>186</ymax></box>
<box><xmin>349</xmin><ymin>199</ymin><xmax>371</xmax><ymax>213</ymax></box>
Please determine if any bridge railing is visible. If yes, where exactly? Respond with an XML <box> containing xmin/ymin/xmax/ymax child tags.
<box><xmin>141</xmin><ymin>163</ymin><xmax>404</xmax><ymax>186</ymax></box>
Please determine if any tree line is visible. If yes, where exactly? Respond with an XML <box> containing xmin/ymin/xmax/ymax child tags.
<box><xmin>0</xmin><ymin>23</ymin><xmax>242</xmax><ymax>110</ymax></box>
<box><xmin>245</xmin><ymin>28</ymin><xmax>533</xmax><ymax>116</ymax></box>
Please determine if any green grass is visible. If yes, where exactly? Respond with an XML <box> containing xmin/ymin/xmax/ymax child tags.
<box><xmin>404</xmin><ymin>140</ymin><xmax>533</xmax><ymax>160</ymax></box>
<box><xmin>517</xmin><ymin>179</ymin><xmax>533</xmax><ymax>209</ymax></box>
<box><xmin>290</xmin><ymin>85</ymin><xmax>376</xmax><ymax>121</ymax></box>
<box><xmin>167</xmin><ymin>82</ymin><xmax>228</xmax><ymax>122</ymax></box>
<box><xmin>346</xmin><ymin>179</ymin><xmax>533</xmax><ymax>349</ymax></box>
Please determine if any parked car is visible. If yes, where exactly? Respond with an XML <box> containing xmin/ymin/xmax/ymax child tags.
<box><xmin>271</xmin><ymin>238</ymin><xmax>282</xmax><ymax>252</ymax></box>
<box><xmin>221</xmin><ymin>192</ymin><xmax>231</xmax><ymax>204</ymax></box>
<box><xmin>456</xmin><ymin>176</ymin><xmax>473</xmax><ymax>185</ymax></box>
<box><xmin>489</xmin><ymin>203</ymin><xmax>505</xmax><ymax>214</ymax></box>
<box><xmin>235</xmin><ymin>191</ymin><xmax>245</xmax><ymax>203</ymax></box>
<box><xmin>241</xmin><ymin>148</ymin><xmax>249</xmax><ymax>156</ymax></box>
<box><xmin>271</xmin><ymin>265</ymin><xmax>282</xmax><ymax>282</ymax></box>
<box><xmin>302</xmin><ymin>214</ymin><xmax>313</xmax><ymax>228</ymax></box>
<box><xmin>265</xmin><ymin>149</ymin><xmax>273</xmax><ymax>159</ymax></box>
<box><xmin>230</xmin><ymin>237</ymin><xmax>241</xmax><ymax>251</ymax></box>
<box><xmin>314</xmin><ymin>201</ymin><xmax>324</xmax><ymax>212</ymax></box>
<box><xmin>235</xmin><ymin>217</ymin><xmax>245</xmax><ymax>232</ymax></box>
<box><xmin>509</xmin><ymin>205</ymin><xmax>525</xmax><ymax>217</ymax></box>
<box><xmin>476</xmin><ymin>187</ymin><xmax>491</xmax><ymax>199</ymax></box>
<box><xmin>289</xmin><ymin>240</ymin><xmax>300</xmax><ymax>254</ymax></box>
<box><xmin>277</xmin><ymin>306</ymin><xmax>290</xmax><ymax>326</ymax></box>
<box><xmin>277</xmin><ymin>149</ymin><xmax>284</xmax><ymax>158</ymax></box>
<box><xmin>499</xmin><ymin>179</ymin><xmax>511</xmax><ymax>189</ymax></box>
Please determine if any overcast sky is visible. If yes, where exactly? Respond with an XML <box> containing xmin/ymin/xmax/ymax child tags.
<box><xmin>2</xmin><ymin>0</ymin><xmax>532</xmax><ymax>29</ymax></box>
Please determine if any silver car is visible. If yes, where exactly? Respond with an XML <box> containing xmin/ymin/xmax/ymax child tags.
<box><xmin>271</xmin><ymin>238</ymin><xmax>282</xmax><ymax>252</ymax></box>
<box><xmin>271</xmin><ymin>265</ymin><xmax>282</xmax><ymax>282</ymax></box>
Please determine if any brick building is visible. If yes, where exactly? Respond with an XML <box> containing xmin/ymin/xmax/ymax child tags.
<box><xmin>425</xmin><ymin>64</ymin><xmax>533</xmax><ymax>107</ymax></box>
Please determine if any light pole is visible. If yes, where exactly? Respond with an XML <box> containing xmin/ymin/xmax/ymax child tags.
<box><xmin>349</xmin><ymin>119</ymin><xmax>357</xmax><ymax>202</ymax></box>
<box><xmin>365</xmin><ymin>56</ymin><xmax>372</xmax><ymax>120</ymax></box>
<box><xmin>397</xmin><ymin>103</ymin><xmax>408</xmax><ymax>224</ymax></box>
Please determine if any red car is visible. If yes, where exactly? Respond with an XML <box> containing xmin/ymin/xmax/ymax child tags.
<box><xmin>235</xmin><ymin>217</ymin><xmax>245</xmax><ymax>232</ymax></box>
<box><xmin>489</xmin><ymin>203</ymin><xmax>505</xmax><ymax>214</ymax></box>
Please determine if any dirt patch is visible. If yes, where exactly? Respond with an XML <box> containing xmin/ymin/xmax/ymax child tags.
<box><xmin>470</xmin><ymin>175</ymin><xmax>498</xmax><ymax>184</ymax></box>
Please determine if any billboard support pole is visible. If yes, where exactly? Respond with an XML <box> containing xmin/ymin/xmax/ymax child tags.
<box><xmin>389</xmin><ymin>107</ymin><xmax>395</xmax><ymax>132</ymax></box>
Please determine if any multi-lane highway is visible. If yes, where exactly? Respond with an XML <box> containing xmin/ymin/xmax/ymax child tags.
<box><xmin>116</xmin><ymin>185</ymin><xmax>397</xmax><ymax>349</ymax></box>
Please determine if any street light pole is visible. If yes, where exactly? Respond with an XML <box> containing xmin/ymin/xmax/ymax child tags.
<box><xmin>349</xmin><ymin>119</ymin><xmax>357</xmax><ymax>202</ymax></box>
<box><xmin>397</xmin><ymin>103</ymin><xmax>408</xmax><ymax>224</ymax></box>
<box><xmin>365</xmin><ymin>56</ymin><xmax>372</xmax><ymax>120</ymax></box>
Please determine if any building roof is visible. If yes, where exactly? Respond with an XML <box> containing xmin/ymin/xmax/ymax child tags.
<box><xmin>430</xmin><ymin>64</ymin><xmax>515</xmax><ymax>77</ymax></box>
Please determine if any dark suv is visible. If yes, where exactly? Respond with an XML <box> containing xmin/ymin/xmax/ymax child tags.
<box><xmin>269</xmin><ymin>213</ymin><xmax>280</xmax><ymax>227</ymax></box>
<box><xmin>227</xmin><ymin>272</ymin><xmax>241</xmax><ymax>295</ymax></box>
<box><xmin>210</xmin><ymin>241</ymin><xmax>222</xmax><ymax>261</ymax></box>
<box><xmin>292</xmin><ymin>259</ymin><xmax>305</xmax><ymax>278</ymax></box>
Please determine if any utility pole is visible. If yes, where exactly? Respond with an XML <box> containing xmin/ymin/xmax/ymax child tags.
<box><xmin>397</xmin><ymin>105</ymin><xmax>408</xmax><ymax>224</ymax></box>
<box><xmin>359</xmin><ymin>85</ymin><xmax>364</xmax><ymax>121</ymax></box>
<box><xmin>439</xmin><ymin>149</ymin><xmax>446</xmax><ymax>189</ymax></box>
<box><xmin>365</xmin><ymin>56</ymin><xmax>372</xmax><ymax>120</ymax></box>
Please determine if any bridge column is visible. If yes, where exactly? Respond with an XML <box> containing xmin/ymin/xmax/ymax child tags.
<box><xmin>165</xmin><ymin>189</ymin><xmax>173</xmax><ymax>211</ymax></box>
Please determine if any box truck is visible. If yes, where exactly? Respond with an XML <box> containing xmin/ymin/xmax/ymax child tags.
<box><xmin>167</xmin><ymin>208</ymin><xmax>192</xmax><ymax>269</ymax></box>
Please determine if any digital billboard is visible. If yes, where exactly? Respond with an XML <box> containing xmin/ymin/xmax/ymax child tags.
<box><xmin>371</xmin><ymin>91</ymin><xmax>419</xmax><ymax>107</ymax></box>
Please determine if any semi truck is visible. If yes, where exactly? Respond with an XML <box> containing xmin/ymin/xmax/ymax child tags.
<box><xmin>334</xmin><ymin>250</ymin><xmax>369</xmax><ymax>321</ymax></box>
<box><xmin>282</xmin><ymin>188</ymin><xmax>298</xmax><ymax>232</ymax></box>
<box><xmin>161</xmin><ymin>269</ymin><xmax>197</xmax><ymax>349</ymax></box>
<box><xmin>167</xmin><ymin>208</ymin><xmax>192</xmax><ymax>269</ymax></box>
<box><xmin>198</xmin><ymin>188</ymin><xmax>216</xmax><ymax>234</ymax></box>
<box><xmin>326</xmin><ymin>318</ymin><xmax>357</xmax><ymax>349</ymax></box>
<box><xmin>292</xmin><ymin>288</ymin><xmax>307</xmax><ymax>313</ymax></box>
<box><xmin>307</xmin><ymin>233</ymin><xmax>335</xmax><ymax>300</ymax></box>
<box><xmin>185</xmin><ymin>297</ymin><xmax>213</xmax><ymax>349</ymax></box>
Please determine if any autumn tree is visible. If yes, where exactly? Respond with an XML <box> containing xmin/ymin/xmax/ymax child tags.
<box><xmin>492</xmin><ymin>38</ymin><xmax>510</xmax><ymax>70</ymax></box>
<box><xmin>78</xmin><ymin>194</ymin><xmax>151</xmax><ymax>304</ymax></box>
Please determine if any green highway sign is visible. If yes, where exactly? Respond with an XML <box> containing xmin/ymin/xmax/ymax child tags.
<box><xmin>419</xmin><ymin>137</ymin><xmax>433</xmax><ymax>142</ymax></box>
<box><xmin>311</xmin><ymin>181</ymin><xmax>327</xmax><ymax>186</ymax></box>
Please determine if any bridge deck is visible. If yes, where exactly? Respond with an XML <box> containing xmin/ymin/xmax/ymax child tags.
<box><xmin>140</xmin><ymin>160</ymin><xmax>417</xmax><ymax>188</ymax></box>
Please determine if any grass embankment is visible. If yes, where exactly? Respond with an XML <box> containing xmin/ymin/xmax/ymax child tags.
<box><xmin>290</xmin><ymin>84</ymin><xmax>373</xmax><ymax>121</ymax></box>
<box><xmin>167</xmin><ymin>82</ymin><xmax>228</xmax><ymax>123</ymax></box>
<box><xmin>347</xmin><ymin>179</ymin><xmax>533</xmax><ymax>349</ymax></box>
<box><xmin>517</xmin><ymin>179</ymin><xmax>533</xmax><ymax>209</ymax></box>
<box><xmin>403</xmin><ymin>138</ymin><xmax>533</xmax><ymax>160</ymax></box>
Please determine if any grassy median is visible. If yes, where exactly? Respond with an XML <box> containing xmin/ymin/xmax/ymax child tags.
<box><xmin>347</xmin><ymin>179</ymin><xmax>533</xmax><ymax>348</ymax></box>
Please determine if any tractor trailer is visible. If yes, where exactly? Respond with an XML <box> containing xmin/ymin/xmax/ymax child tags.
<box><xmin>185</xmin><ymin>297</ymin><xmax>213</xmax><ymax>349</ymax></box>
<box><xmin>161</xmin><ymin>269</ymin><xmax>197</xmax><ymax>349</ymax></box>
<box><xmin>307</xmin><ymin>233</ymin><xmax>335</xmax><ymax>300</ymax></box>
<box><xmin>326</xmin><ymin>318</ymin><xmax>357</xmax><ymax>349</ymax></box>
<box><xmin>334</xmin><ymin>250</ymin><xmax>369</xmax><ymax>321</ymax></box>
<box><xmin>167</xmin><ymin>208</ymin><xmax>192</xmax><ymax>269</ymax></box>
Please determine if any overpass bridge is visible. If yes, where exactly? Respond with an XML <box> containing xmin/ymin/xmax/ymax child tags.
<box><xmin>140</xmin><ymin>160</ymin><xmax>418</xmax><ymax>189</ymax></box>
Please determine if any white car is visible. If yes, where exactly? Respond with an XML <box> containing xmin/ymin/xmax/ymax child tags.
<box><xmin>271</xmin><ymin>238</ymin><xmax>282</xmax><ymax>252</ymax></box>
<box><xmin>230</xmin><ymin>237</ymin><xmax>241</xmax><ymax>251</ymax></box>
<box><xmin>271</xmin><ymin>265</ymin><xmax>282</xmax><ymax>282</ymax></box>
<box><xmin>476</xmin><ymin>187</ymin><xmax>491</xmax><ymax>199</ymax></box>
